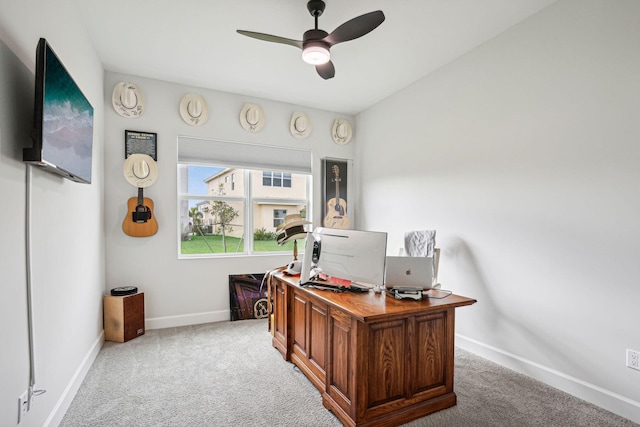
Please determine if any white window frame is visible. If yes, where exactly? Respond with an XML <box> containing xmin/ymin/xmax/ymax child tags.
<box><xmin>177</xmin><ymin>137</ymin><xmax>312</xmax><ymax>259</ymax></box>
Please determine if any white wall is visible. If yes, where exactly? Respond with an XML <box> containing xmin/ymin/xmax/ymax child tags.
<box><xmin>0</xmin><ymin>1</ymin><xmax>105</xmax><ymax>426</ymax></box>
<box><xmin>104</xmin><ymin>72</ymin><xmax>355</xmax><ymax>328</ymax></box>
<box><xmin>3</xmin><ymin>0</ymin><xmax>638</xmax><ymax>424</ymax></box>
<box><xmin>355</xmin><ymin>0</ymin><xmax>640</xmax><ymax>422</ymax></box>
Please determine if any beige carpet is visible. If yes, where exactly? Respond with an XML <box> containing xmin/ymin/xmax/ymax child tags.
<box><xmin>60</xmin><ymin>319</ymin><xmax>637</xmax><ymax>426</ymax></box>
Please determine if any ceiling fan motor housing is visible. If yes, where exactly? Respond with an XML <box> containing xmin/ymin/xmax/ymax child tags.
<box><xmin>303</xmin><ymin>29</ymin><xmax>329</xmax><ymax>45</ymax></box>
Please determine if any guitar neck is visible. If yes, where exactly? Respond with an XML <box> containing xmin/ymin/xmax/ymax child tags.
<box><xmin>137</xmin><ymin>187</ymin><xmax>144</xmax><ymax>205</ymax></box>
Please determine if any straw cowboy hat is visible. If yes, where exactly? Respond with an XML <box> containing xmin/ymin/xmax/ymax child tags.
<box><xmin>290</xmin><ymin>112</ymin><xmax>312</xmax><ymax>139</ymax></box>
<box><xmin>331</xmin><ymin>118</ymin><xmax>352</xmax><ymax>145</ymax></box>
<box><xmin>112</xmin><ymin>82</ymin><xmax>145</xmax><ymax>118</ymax></box>
<box><xmin>123</xmin><ymin>154</ymin><xmax>158</xmax><ymax>188</ymax></box>
<box><xmin>239</xmin><ymin>102</ymin><xmax>265</xmax><ymax>133</ymax></box>
<box><xmin>277</xmin><ymin>226</ymin><xmax>309</xmax><ymax>245</ymax></box>
<box><xmin>276</xmin><ymin>213</ymin><xmax>311</xmax><ymax>232</ymax></box>
<box><xmin>276</xmin><ymin>213</ymin><xmax>311</xmax><ymax>245</ymax></box>
<box><xmin>180</xmin><ymin>93</ymin><xmax>209</xmax><ymax>126</ymax></box>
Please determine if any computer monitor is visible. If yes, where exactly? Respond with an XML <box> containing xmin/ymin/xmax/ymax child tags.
<box><xmin>300</xmin><ymin>227</ymin><xmax>388</xmax><ymax>287</ymax></box>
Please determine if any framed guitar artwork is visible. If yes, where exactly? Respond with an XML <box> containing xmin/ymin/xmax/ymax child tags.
<box><xmin>322</xmin><ymin>158</ymin><xmax>352</xmax><ymax>229</ymax></box>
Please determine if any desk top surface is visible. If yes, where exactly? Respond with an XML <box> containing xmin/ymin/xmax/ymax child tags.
<box><xmin>273</xmin><ymin>273</ymin><xmax>476</xmax><ymax>322</ymax></box>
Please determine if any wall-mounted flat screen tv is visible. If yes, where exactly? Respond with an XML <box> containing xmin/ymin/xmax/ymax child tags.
<box><xmin>23</xmin><ymin>38</ymin><xmax>94</xmax><ymax>184</ymax></box>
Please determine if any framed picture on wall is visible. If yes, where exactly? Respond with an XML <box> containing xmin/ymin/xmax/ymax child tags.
<box><xmin>124</xmin><ymin>130</ymin><xmax>157</xmax><ymax>160</ymax></box>
<box><xmin>322</xmin><ymin>158</ymin><xmax>351</xmax><ymax>229</ymax></box>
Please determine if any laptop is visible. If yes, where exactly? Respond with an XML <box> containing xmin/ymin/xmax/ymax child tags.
<box><xmin>385</xmin><ymin>256</ymin><xmax>434</xmax><ymax>290</ymax></box>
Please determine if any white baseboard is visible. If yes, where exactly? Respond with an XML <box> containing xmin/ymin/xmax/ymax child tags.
<box><xmin>145</xmin><ymin>310</ymin><xmax>230</xmax><ymax>330</ymax></box>
<box><xmin>455</xmin><ymin>334</ymin><xmax>640</xmax><ymax>424</ymax></box>
<box><xmin>44</xmin><ymin>331</ymin><xmax>104</xmax><ymax>427</ymax></box>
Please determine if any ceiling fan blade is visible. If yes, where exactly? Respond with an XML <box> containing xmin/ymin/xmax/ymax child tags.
<box><xmin>316</xmin><ymin>61</ymin><xmax>335</xmax><ymax>80</ymax></box>
<box><xmin>324</xmin><ymin>10</ymin><xmax>385</xmax><ymax>46</ymax></box>
<box><xmin>237</xmin><ymin>30</ymin><xmax>303</xmax><ymax>49</ymax></box>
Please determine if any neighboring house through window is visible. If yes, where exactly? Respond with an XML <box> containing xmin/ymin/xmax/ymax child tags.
<box><xmin>177</xmin><ymin>137</ymin><xmax>312</xmax><ymax>257</ymax></box>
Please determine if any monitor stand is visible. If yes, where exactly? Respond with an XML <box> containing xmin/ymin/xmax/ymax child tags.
<box><xmin>299</xmin><ymin>232</ymin><xmax>314</xmax><ymax>285</ymax></box>
<box><xmin>391</xmin><ymin>288</ymin><xmax>422</xmax><ymax>301</ymax></box>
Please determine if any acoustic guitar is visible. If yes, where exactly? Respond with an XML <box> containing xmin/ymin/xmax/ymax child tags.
<box><xmin>323</xmin><ymin>165</ymin><xmax>350</xmax><ymax>229</ymax></box>
<box><xmin>122</xmin><ymin>187</ymin><xmax>158</xmax><ymax>237</ymax></box>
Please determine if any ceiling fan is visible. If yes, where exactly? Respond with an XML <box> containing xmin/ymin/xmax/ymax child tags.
<box><xmin>237</xmin><ymin>0</ymin><xmax>385</xmax><ymax>80</ymax></box>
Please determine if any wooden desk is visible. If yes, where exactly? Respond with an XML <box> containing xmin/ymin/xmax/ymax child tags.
<box><xmin>268</xmin><ymin>273</ymin><xmax>476</xmax><ymax>427</ymax></box>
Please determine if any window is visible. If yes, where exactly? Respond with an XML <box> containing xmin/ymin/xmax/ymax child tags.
<box><xmin>177</xmin><ymin>138</ymin><xmax>312</xmax><ymax>258</ymax></box>
<box><xmin>273</xmin><ymin>209</ymin><xmax>287</xmax><ymax>228</ymax></box>
<box><xmin>263</xmin><ymin>171</ymin><xmax>292</xmax><ymax>188</ymax></box>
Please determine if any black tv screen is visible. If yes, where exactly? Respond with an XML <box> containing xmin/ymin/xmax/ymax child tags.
<box><xmin>24</xmin><ymin>38</ymin><xmax>94</xmax><ymax>184</ymax></box>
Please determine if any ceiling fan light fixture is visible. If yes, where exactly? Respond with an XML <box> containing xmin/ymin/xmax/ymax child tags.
<box><xmin>237</xmin><ymin>2</ymin><xmax>384</xmax><ymax>79</ymax></box>
<box><xmin>302</xmin><ymin>43</ymin><xmax>330</xmax><ymax>65</ymax></box>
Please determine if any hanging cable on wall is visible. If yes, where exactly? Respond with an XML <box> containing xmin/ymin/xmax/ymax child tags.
<box><xmin>25</xmin><ymin>164</ymin><xmax>46</xmax><ymax>410</ymax></box>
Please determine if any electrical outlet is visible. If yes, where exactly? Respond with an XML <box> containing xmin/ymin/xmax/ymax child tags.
<box><xmin>18</xmin><ymin>390</ymin><xmax>28</xmax><ymax>424</ymax></box>
<box><xmin>627</xmin><ymin>349</ymin><xmax>640</xmax><ymax>371</ymax></box>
